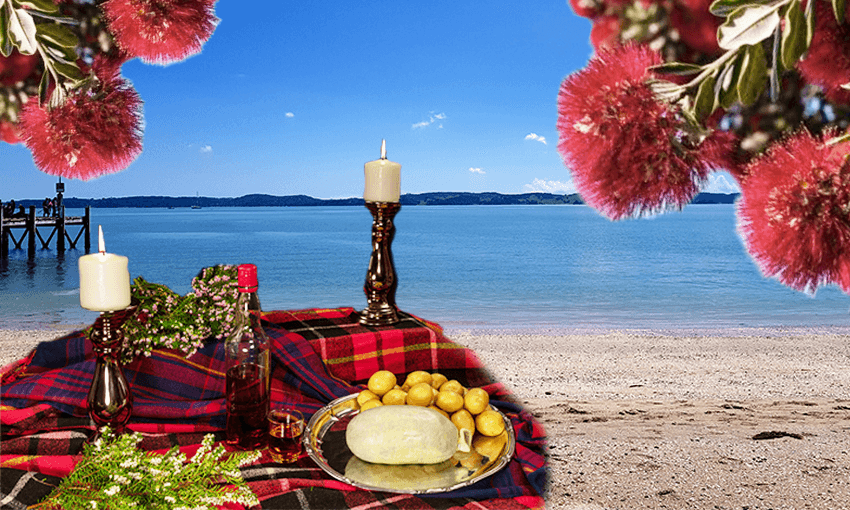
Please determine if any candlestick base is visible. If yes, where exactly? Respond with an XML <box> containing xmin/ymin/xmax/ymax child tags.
<box><xmin>359</xmin><ymin>201</ymin><xmax>402</xmax><ymax>326</ymax></box>
<box><xmin>86</xmin><ymin>306</ymin><xmax>136</xmax><ymax>443</ymax></box>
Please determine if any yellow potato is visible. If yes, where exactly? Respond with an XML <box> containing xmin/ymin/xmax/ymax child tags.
<box><xmin>430</xmin><ymin>373</ymin><xmax>449</xmax><ymax>390</ymax></box>
<box><xmin>407</xmin><ymin>382</ymin><xmax>434</xmax><ymax>406</ymax></box>
<box><xmin>356</xmin><ymin>389</ymin><xmax>380</xmax><ymax>406</ymax></box>
<box><xmin>464</xmin><ymin>387</ymin><xmax>490</xmax><ymax>415</ymax></box>
<box><xmin>359</xmin><ymin>399</ymin><xmax>384</xmax><ymax>411</ymax></box>
<box><xmin>451</xmin><ymin>409</ymin><xmax>476</xmax><ymax>434</ymax></box>
<box><xmin>435</xmin><ymin>390</ymin><xmax>464</xmax><ymax>413</ymax></box>
<box><xmin>475</xmin><ymin>410</ymin><xmax>505</xmax><ymax>437</ymax></box>
<box><xmin>367</xmin><ymin>370</ymin><xmax>397</xmax><ymax>397</ymax></box>
<box><xmin>440</xmin><ymin>380</ymin><xmax>466</xmax><ymax>395</ymax></box>
<box><xmin>403</xmin><ymin>370</ymin><xmax>433</xmax><ymax>388</ymax></box>
<box><xmin>382</xmin><ymin>388</ymin><xmax>407</xmax><ymax>405</ymax></box>
<box><xmin>472</xmin><ymin>430</ymin><xmax>508</xmax><ymax>459</ymax></box>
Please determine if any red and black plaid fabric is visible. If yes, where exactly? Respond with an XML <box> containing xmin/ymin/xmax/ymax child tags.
<box><xmin>1</xmin><ymin>307</ymin><xmax>547</xmax><ymax>509</ymax></box>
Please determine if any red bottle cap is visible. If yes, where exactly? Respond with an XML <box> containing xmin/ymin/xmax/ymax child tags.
<box><xmin>237</xmin><ymin>264</ymin><xmax>258</xmax><ymax>293</ymax></box>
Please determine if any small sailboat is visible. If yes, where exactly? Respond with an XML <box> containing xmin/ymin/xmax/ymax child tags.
<box><xmin>191</xmin><ymin>192</ymin><xmax>201</xmax><ymax>209</ymax></box>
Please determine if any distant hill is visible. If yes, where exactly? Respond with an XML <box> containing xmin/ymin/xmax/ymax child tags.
<box><xmin>8</xmin><ymin>191</ymin><xmax>740</xmax><ymax>209</ymax></box>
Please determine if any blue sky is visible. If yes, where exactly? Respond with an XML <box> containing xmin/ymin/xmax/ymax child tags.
<box><xmin>3</xmin><ymin>1</ymin><xmax>737</xmax><ymax>200</ymax></box>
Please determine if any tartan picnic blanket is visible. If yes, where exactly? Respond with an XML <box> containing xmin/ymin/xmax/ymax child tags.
<box><xmin>0</xmin><ymin>307</ymin><xmax>548</xmax><ymax>509</ymax></box>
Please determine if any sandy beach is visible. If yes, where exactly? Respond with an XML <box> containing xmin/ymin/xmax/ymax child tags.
<box><xmin>2</xmin><ymin>326</ymin><xmax>849</xmax><ymax>509</ymax></box>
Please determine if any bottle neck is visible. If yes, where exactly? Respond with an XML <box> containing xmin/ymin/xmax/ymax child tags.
<box><xmin>237</xmin><ymin>290</ymin><xmax>262</xmax><ymax>315</ymax></box>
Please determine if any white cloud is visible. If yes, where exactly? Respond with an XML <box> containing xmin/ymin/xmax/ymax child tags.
<box><xmin>200</xmin><ymin>145</ymin><xmax>213</xmax><ymax>153</ymax></box>
<box><xmin>413</xmin><ymin>112</ymin><xmax>447</xmax><ymax>129</ymax></box>
<box><xmin>524</xmin><ymin>133</ymin><xmax>547</xmax><ymax>145</ymax></box>
<box><xmin>523</xmin><ymin>178</ymin><xmax>575</xmax><ymax>194</ymax></box>
<box><xmin>469</xmin><ymin>167</ymin><xmax>485</xmax><ymax>175</ymax></box>
<box><xmin>285</xmin><ymin>112</ymin><xmax>294</xmax><ymax>118</ymax></box>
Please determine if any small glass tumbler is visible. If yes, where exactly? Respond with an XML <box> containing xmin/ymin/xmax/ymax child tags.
<box><xmin>267</xmin><ymin>409</ymin><xmax>305</xmax><ymax>463</ymax></box>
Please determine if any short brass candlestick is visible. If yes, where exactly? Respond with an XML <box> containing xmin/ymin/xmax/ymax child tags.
<box><xmin>86</xmin><ymin>305</ymin><xmax>136</xmax><ymax>442</ymax></box>
<box><xmin>359</xmin><ymin>201</ymin><xmax>401</xmax><ymax>326</ymax></box>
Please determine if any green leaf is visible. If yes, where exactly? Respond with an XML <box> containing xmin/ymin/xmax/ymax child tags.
<box><xmin>716</xmin><ymin>56</ymin><xmax>742</xmax><ymax>108</ymax></box>
<box><xmin>737</xmin><ymin>43</ymin><xmax>768</xmax><ymax>105</ymax></box>
<box><xmin>37</xmin><ymin>66</ymin><xmax>49</xmax><ymax>103</ymax></box>
<box><xmin>649</xmin><ymin>80</ymin><xmax>685</xmax><ymax>103</ymax></box>
<box><xmin>0</xmin><ymin>4</ymin><xmax>11</xmax><ymax>57</ymax></box>
<box><xmin>11</xmin><ymin>0</ymin><xmax>57</xmax><ymax>14</ymax></box>
<box><xmin>650</xmin><ymin>62</ymin><xmax>703</xmax><ymax>76</ymax></box>
<box><xmin>37</xmin><ymin>23</ymin><xmax>79</xmax><ymax>49</ymax></box>
<box><xmin>805</xmin><ymin>0</ymin><xmax>815</xmax><ymax>46</ymax></box>
<box><xmin>781</xmin><ymin>0</ymin><xmax>807</xmax><ymax>70</ymax></box>
<box><xmin>710</xmin><ymin>0</ymin><xmax>767</xmax><ymax>16</ymax></box>
<box><xmin>693</xmin><ymin>73</ymin><xmax>717</xmax><ymax>121</ymax></box>
<box><xmin>833</xmin><ymin>0</ymin><xmax>846</xmax><ymax>23</ymax></box>
<box><xmin>7</xmin><ymin>6</ymin><xmax>37</xmax><ymax>54</ymax></box>
<box><xmin>42</xmin><ymin>41</ymin><xmax>76</xmax><ymax>64</ymax></box>
<box><xmin>718</xmin><ymin>4</ymin><xmax>782</xmax><ymax>50</ymax></box>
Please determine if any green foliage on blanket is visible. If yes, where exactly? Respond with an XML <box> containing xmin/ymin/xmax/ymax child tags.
<box><xmin>32</xmin><ymin>427</ymin><xmax>260</xmax><ymax>510</ymax></box>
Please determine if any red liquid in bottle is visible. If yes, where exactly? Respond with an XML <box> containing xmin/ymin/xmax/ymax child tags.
<box><xmin>225</xmin><ymin>363</ymin><xmax>268</xmax><ymax>450</ymax></box>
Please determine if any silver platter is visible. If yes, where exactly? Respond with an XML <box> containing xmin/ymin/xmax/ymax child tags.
<box><xmin>303</xmin><ymin>394</ymin><xmax>516</xmax><ymax>494</ymax></box>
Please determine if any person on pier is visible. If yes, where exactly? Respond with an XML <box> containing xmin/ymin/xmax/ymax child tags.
<box><xmin>42</xmin><ymin>198</ymin><xmax>52</xmax><ymax>217</ymax></box>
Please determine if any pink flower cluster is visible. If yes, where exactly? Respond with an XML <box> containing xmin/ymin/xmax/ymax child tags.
<box><xmin>562</xmin><ymin>0</ymin><xmax>850</xmax><ymax>295</ymax></box>
<box><xmin>2</xmin><ymin>0</ymin><xmax>219</xmax><ymax>178</ymax></box>
<box><xmin>557</xmin><ymin>41</ymin><xmax>850</xmax><ymax>295</ymax></box>
<box><xmin>557</xmin><ymin>44</ymin><xmax>727</xmax><ymax>219</ymax></box>
<box><xmin>20</xmin><ymin>60</ymin><xmax>143</xmax><ymax>180</ymax></box>
<box><xmin>121</xmin><ymin>265</ymin><xmax>237</xmax><ymax>364</ymax></box>
<box><xmin>796</xmin><ymin>0</ymin><xmax>850</xmax><ymax>104</ymax></box>
<box><xmin>738</xmin><ymin>131</ymin><xmax>850</xmax><ymax>294</ymax></box>
<box><xmin>570</xmin><ymin>0</ymin><xmax>722</xmax><ymax>58</ymax></box>
<box><xmin>102</xmin><ymin>0</ymin><xmax>219</xmax><ymax>65</ymax></box>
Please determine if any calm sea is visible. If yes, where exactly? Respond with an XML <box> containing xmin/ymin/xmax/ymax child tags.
<box><xmin>1</xmin><ymin>205</ymin><xmax>847</xmax><ymax>331</ymax></box>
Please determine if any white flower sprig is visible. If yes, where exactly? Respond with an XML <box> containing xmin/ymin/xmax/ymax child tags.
<box><xmin>119</xmin><ymin>265</ymin><xmax>238</xmax><ymax>364</ymax></box>
<box><xmin>32</xmin><ymin>427</ymin><xmax>261</xmax><ymax>510</ymax></box>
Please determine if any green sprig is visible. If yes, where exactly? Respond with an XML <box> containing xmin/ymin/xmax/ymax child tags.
<box><xmin>33</xmin><ymin>427</ymin><xmax>261</xmax><ymax>510</ymax></box>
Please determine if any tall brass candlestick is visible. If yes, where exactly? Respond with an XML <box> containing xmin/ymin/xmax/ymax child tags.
<box><xmin>359</xmin><ymin>201</ymin><xmax>401</xmax><ymax>326</ymax></box>
<box><xmin>86</xmin><ymin>306</ymin><xmax>135</xmax><ymax>442</ymax></box>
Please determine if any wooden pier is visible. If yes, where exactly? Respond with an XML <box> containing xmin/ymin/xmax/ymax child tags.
<box><xmin>1</xmin><ymin>205</ymin><xmax>91</xmax><ymax>260</ymax></box>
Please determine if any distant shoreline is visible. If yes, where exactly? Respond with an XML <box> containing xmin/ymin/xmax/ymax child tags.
<box><xmin>7</xmin><ymin>191</ymin><xmax>740</xmax><ymax>209</ymax></box>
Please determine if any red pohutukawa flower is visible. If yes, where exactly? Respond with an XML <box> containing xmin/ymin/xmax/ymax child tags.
<box><xmin>557</xmin><ymin>44</ymin><xmax>724</xmax><ymax>220</ymax></box>
<box><xmin>19</xmin><ymin>63</ymin><xmax>143</xmax><ymax>180</ymax></box>
<box><xmin>0</xmin><ymin>50</ymin><xmax>40</xmax><ymax>86</ymax></box>
<box><xmin>796</xmin><ymin>0</ymin><xmax>850</xmax><ymax>103</ymax></box>
<box><xmin>0</xmin><ymin>120</ymin><xmax>21</xmax><ymax>144</ymax></box>
<box><xmin>737</xmin><ymin>130</ymin><xmax>850</xmax><ymax>294</ymax></box>
<box><xmin>669</xmin><ymin>0</ymin><xmax>723</xmax><ymax>57</ymax></box>
<box><xmin>101</xmin><ymin>0</ymin><xmax>219</xmax><ymax>65</ymax></box>
<box><xmin>590</xmin><ymin>15</ymin><xmax>621</xmax><ymax>51</ymax></box>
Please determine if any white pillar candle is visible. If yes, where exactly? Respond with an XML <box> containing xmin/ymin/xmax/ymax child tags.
<box><xmin>78</xmin><ymin>226</ymin><xmax>131</xmax><ymax>312</ymax></box>
<box><xmin>364</xmin><ymin>139</ymin><xmax>401</xmax><ymax>203</ymax></box>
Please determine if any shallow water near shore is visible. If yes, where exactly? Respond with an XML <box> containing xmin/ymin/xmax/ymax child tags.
<box><xmin>1</xmin><ymin>204</ymin><xmax>847</xmax><ymax>331</ymax></box>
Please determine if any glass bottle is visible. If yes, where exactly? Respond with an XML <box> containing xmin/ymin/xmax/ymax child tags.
<box><xmin>224</xmin><ymin>263</ymin><xmax>271</xmax><ymax>449</ymax></box>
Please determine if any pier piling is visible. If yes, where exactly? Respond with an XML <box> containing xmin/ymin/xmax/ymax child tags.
<box><xmin>0</xmin><ymin>204</ymin><xmax>91</xmax><ymax>261</ymax></box>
